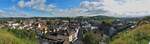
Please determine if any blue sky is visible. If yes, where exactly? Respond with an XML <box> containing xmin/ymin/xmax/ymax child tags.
<box><xmin>0</xmin><ymin>0</ymin><xmax>15</xmax><ymax>9</ymax></box>
<box><xmin>0</xmin><ymin>0</ymin><xmax>84</xmax><ymax>17</ymax></box>
<box><xmin>47</xmin><ymin>0</ymin><xmax>82</xmax><ymax>9</ymax></box>
<box><xmin>0</xmin><ymin>0</ymin><xmax>150</xmax><ymax>17</ymax></box>
<box><xmin>0</xmin><ymin>0</ymin><xmax>82</xmax><ymax>9</ymax></box>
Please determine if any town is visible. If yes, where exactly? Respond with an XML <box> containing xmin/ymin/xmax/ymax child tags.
<box><xmin>0</xmin><ymin>16</ymin><xmax>146</xmax><ymax>44</ymax></box>
<box><xmin>1</xmin><ymin>0</ymin><xmax>150</xmax><ymax>44</ymax></box>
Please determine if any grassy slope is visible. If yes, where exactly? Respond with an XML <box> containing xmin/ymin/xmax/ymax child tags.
<box><xmin>0</xmin><ymin>29</ymin><xmax>37</xmax><ymax>44</ymax></box>
<box><xmin>111</xmin><ymin>24</ymin><xmax>150</xmax><ymax>44</ymax></box>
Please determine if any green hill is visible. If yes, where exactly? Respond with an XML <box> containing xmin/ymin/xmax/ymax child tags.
<box><xmin>111</xmin><ymin>24</ymin><xmax>150</xmax><ymax>44</ymax></box>
<box><xmin>0</xmin><ymin>29</ymin><xmax>37</xmax><ymax>44</ymax></box>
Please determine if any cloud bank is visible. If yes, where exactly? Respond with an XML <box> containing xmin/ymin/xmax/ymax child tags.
<box><xmin>103</xmin><ymin>0</ymin><xmax>150</xmax><ymax>17</ymax></box>
<box><xmin>18</xmin><ymin>0</ymin><xmax>56</xmax><ymax>12</ymax></box>
<box><xmin>9</xmin><ymin>0</ymin><xmax>150</xmax><ymax>17</ymax></box>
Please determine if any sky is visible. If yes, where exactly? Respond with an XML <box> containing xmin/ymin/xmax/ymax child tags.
<box><xmin>0</xmin><ymin>0</ymin><xmax>150</xmax><ymax>17</ymax></box>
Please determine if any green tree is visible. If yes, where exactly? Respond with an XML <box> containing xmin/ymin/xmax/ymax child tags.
<box><xmin>82</xmin><ymin>31</ymin><xmax>100</xmax><ymax>44</ymax></box>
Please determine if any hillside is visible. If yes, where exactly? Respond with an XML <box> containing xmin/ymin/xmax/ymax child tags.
<box><xmin>0</xmin><ymin>29</ymin><xmax>37</xmax><ymax>44</ymax></box>
<box><xmin>111</xmin><ymin>24</ymin><xmax>150</xmax><ymax>44</ymax></box>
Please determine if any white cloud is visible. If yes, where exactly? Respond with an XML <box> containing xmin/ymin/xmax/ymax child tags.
<box><xmin>0</xmin><ymin>8</ymin><xmax>33</xmax><ymax>17</ymax></box>
<box><xmin>77</xmin><ymin>0</ymin><xmax>106</xmax><ymax>16</ymax></box>
<box><xmin>0</xmin><ymin>10</ymin><xmax>4</xmax><ymax>13</ymax></box>
<box><xmin>73</xmin><ymin>0</ymin><xmax>150</xmax><ymax>17</ymax></box>
<box><xmin>0</xmin><ymin>10</ymin><xmax>5</xmax><ymax>16</ymax></box>
<box><xmin>102</xmin><ymin>0</ymin><xmax>150</xmax><ymax>16</ymax></box>
<box><xmin>16</xmin><ymin>0</ymin><xmax>107</xmax><ymax>17</ymax></box>
<box><xmin>80</xmin><ymin>0</ymin><xmax>103</xmax><ymax>10</ymax></box>
<box><xmin>16</xmin><ymin>0</ymin><xmax>150</xmax><ymax>17</ymax></box>
<box><xmin>17</xmin><ymin>0</ymin><xmax>56</xmax><ymax>12</ymax></box>
<box><xmin>18</xmin><ymin>0</ymin><xmax>25</xmax><ymax>8</ymax></box>
<box><xmin>51</xmin><ymin>8</ymin><xmax>81</xmax><ymax>17</ymax></box>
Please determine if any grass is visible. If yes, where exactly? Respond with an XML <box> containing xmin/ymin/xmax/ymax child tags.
<box><xmin>111</xmin><ymin>24</ymin><xmax>150</xmax><ymax>44</ymax></box>
<box><xmin>0</xmin><ymin>29</ymin><xmax>38</xmax><ymax>44</ymax></box>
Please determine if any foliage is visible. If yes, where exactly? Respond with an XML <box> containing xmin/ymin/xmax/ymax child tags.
<box><xmin>143</xmin><ymin>16</ymin><xmax>150</xmax><ymax>20</ymax></box>
<box><xmin>111</xmin><ymin>24</ymin><xmax>150</xmax><ymax>44</ymax></box>
<box><xmin>82</xmin><ymin>31</ymin><xmax>100</xmax><ymax>44</ymax></box>
<box><xmin>7</xmin><ymin>29</ymin><xmax>37</xmax><ymax>40</ymax></box>
<box><xmin>0</xmin><ymin>29</ymin><xmax>37</xmax><ymax>44</ymax></box>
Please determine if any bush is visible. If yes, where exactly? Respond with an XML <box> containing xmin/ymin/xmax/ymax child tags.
<box><xmin>82</xmin><ymin>31</ymin><xmax>100</xmax><ymax>44</ymax></box>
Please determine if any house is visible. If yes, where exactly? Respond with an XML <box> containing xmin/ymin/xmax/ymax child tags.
<box><xmin>39</xmin><ymin>20</ymin><xmax>80</xmax><ymax>44</ymax></box>
<box><xmin>43</xmin><ymin>28</ymin><xmax>79</xmax><ymax>44</ymax></box>
<box><xmin>33</xmin><ymin>21</ymin><xmax>48</xmax><ymax>34</ymax></box>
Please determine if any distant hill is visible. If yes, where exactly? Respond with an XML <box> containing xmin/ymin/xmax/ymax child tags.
<box><xmin>0</xmin><ymin>15</ymin><xmax>148</xmax><ymax>21</ymax></box>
